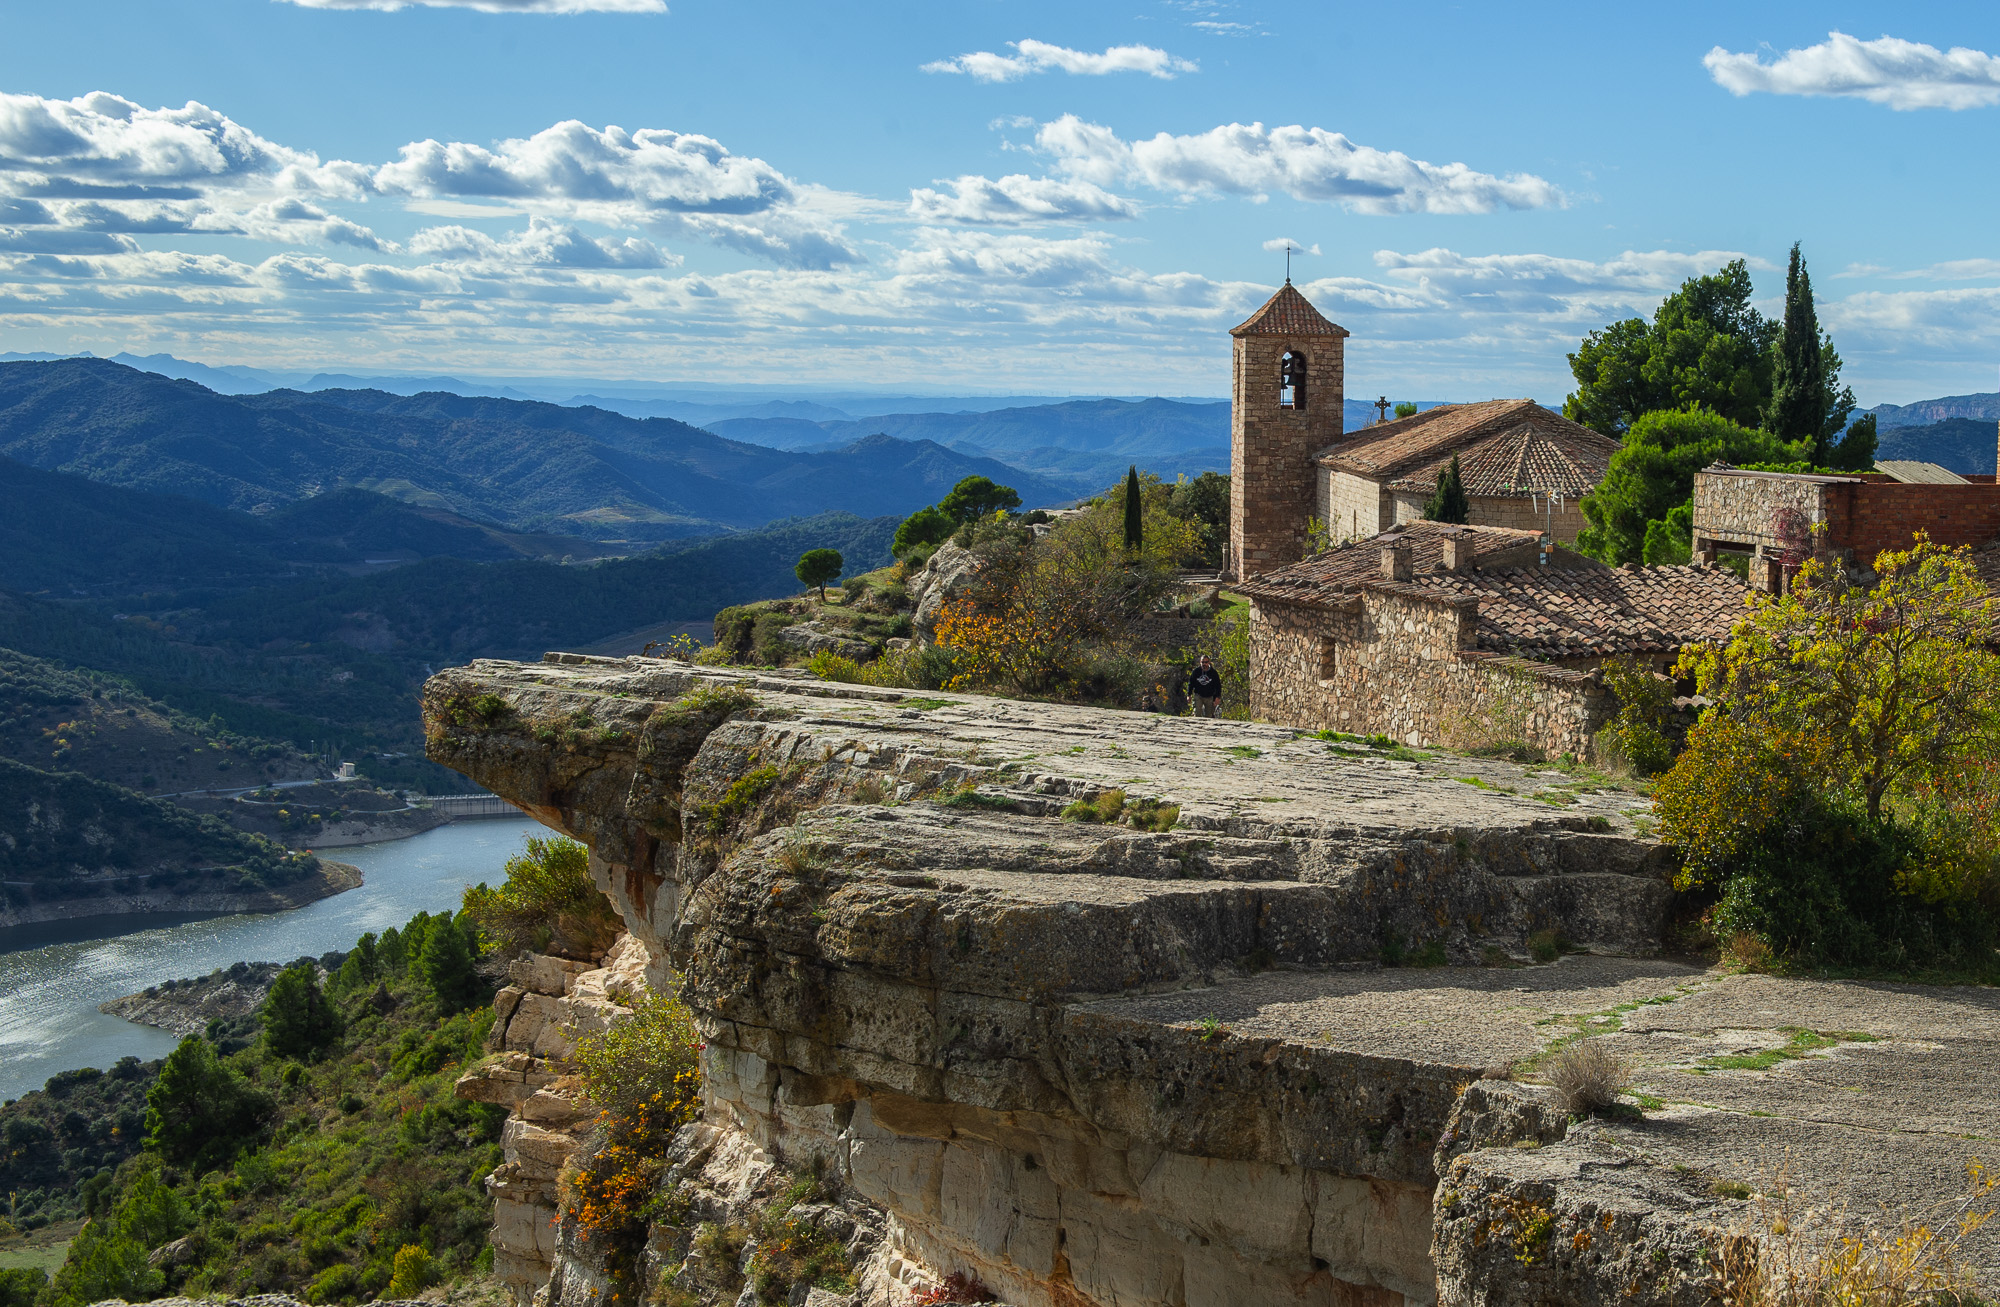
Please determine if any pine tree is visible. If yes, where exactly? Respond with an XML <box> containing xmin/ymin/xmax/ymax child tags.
<box><xmin>143</xmin><ymin>1036</ymin><xmax>273</xmax><ymax>1168</ymax></box>
<box><xmin>417</xmin><ymin>915</ymin><xmax>483</xmax><ymax>1013</ymax></box>
<box><xmin>1766</xmin><ymin>242</ymin><xmax>1827</xmax><ymax>455</ymax></box>
<box><xmin>1122</xmin><ymin>466</ymin><xmax>1143</xmax><ymax>551</ymax></box>
<box><xmin>1424</xmin><ymin>455</ymin><xmax>1470</xmax><ymax>524</ymax></box>
<box><xmin>261</xmin><ymin>962</ymin><xmax>344</xmax><ymax>1061</ymax></box>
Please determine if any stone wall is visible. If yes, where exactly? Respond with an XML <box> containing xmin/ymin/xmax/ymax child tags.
<box><xmin>1322</xmin><ymin>469</ymin><xmax>1390</xmax><ymax>543</ymax></box>
<box><xmin>1463</xmin><ymin>495</ymin><xmax>1588</xmax><ymax>544</ymax></box>
<box><xmin>1232</xmin><ymin>333</ymin><xmax>1344</xmax><ymax>576</ymax></box>
<box><xmin>1246</xmin><ymin>591</ymin><xmax>1614</xmax><ymax>760</ymax></box>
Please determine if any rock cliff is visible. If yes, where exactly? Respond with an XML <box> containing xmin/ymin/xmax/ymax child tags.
<box><xmin>428</xmin><ymin>657</ymin><xmax>1999</xmax><ymax>1307</ymax></box>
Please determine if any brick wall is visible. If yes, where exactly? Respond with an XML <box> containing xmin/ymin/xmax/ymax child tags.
<box><xmin>1247</xmin><ymin>590</ymin><xmax>1615</xmax><ymax>760</ymax></box>
<box><xmin>1231</xmin><ymin>334</ymin><xmax>1344</xmax><ymax>575</ymax></box>
<box><xmin>1843</xmin><ymin>481</ymin><xmax>2000</xmax><ymax>564</ymax></box>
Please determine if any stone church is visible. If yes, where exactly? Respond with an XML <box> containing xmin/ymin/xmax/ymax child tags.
<box><xmin>1223</xmin><ymin>282</ymin><xmax>1618</xmax><ymax>581</ymax></box>
<box><xmin>1224</xmin><ymin>282</ymin><xmax>1748</xmax><ymax>759</ymax></box>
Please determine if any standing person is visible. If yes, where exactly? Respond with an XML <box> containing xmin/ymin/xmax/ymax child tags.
<box><xmin>1188</xmin><ymin>654</ymin><xmax>1223</xmax><ymax>718</ymax></box>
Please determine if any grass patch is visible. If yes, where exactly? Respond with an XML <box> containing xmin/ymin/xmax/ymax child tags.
<box><xmin>1221</xmin><ymin>744</ymin><xmax>1263</xmax><ymax>759</ymax></box>
<box><xmin>937</xmin><ymin>785</ymin><xmax>1018</xmax><ymax>814</ymax></box>
<box><xmin>1061</xmin><ymin>790</ymin><xmax>1126</xmax><ymax>824</ymax></box>
<box><xmin>898</xmin><ymin>698</ymin><xmax>953</xmax><ymax>712</ymax></box>
<box><xmin>1698</xmin><ymin>1028</ymin><xmax>1875</xmax><ymax>1072</ymax></box>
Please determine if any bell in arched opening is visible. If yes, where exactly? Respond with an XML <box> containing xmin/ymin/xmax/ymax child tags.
<box><xmin>1279</xmin><ymin>349</ymin><xmax>1308</xmax><ymax>411</ymax></box>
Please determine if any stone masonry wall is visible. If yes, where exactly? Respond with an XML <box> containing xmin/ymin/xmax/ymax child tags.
<box><xmin>1690</xmin><ymin>472</ymin><xmax>1833</xmax><ymax>551</ymax></box>
<box><xmin>1247</xmin><ymin>592</ymin><xmax>1613</xmax><ymax>760</ymax></box>
<box><xmin>1233</xmin><ymin>333</ymin><xmax>1344</xmax><ymax>576</ymax></box>
<box><xmin>1322</xmin><ymin>469</ymin><xmax>1390</xmax><ymax>543</ymax></box>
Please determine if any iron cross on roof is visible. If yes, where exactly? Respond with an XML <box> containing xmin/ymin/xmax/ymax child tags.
<box><xmin>1375</xmin><ymin>396</ymin><xmax>1390</xmax><ymax>424</ymax></box>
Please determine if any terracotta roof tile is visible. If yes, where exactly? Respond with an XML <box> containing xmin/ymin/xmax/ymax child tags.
<box><xmin>1321</xmin><ymin>400</ymin><xmax>1619</xmax><ymax>501</ymax></box>
<box><xmin>1238</xmin><ymin>521</ymin><xmax>1750</xmax><ymax>660</ymax></box>
<box><xmin>1230</xmin><ymin>283</ymin><xmax>1350</xmax><ymax>338</ymax></box>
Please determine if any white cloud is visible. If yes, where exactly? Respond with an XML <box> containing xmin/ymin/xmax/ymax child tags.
<box><xmin>1034</xmin><ymin>115</ymin><xmax>1564</xmax><ymax>215</ymax></box>
<box><xmin>1262</xmin><ymin>237</ymin><xmax>1319</xmax><ymax>255</ymax></box>
<box><xmin>907</xmin><ymin>175</ymin><xmax>1137</xmax><ymax>225</ymax></box>
<box><xmin>0</xmin><ymin>91</ymin><xmax>366</xmax><ymax>197</ymax></box>
<box><xmin>923</xmin><ymin>40</ymin><xmax>1196</xmax><ymax>82</ymax></box>
<box><xmin>1704</xmin><ymin>31</ymin><xmax>2000</xmax><ymax>111</ymax></box>
<box><xmin>277</xmin><ymin>0</ymin><xmax>666</xmax><ymax>12</ymax></box>
<box><xmin>409</xmin><ymin>216</ymin><xmax>670</xmax><ymax>267</ymax></box>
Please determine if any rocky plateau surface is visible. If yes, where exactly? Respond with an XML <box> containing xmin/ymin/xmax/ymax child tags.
<box><xmin>422</xmin><ymin>655</ymin><xmax>1999</xmax><ymax>1307</ymax></box>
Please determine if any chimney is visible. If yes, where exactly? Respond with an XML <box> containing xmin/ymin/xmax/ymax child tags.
<box><xmin>1440</xmin><ymin>533</ymin><xmax>1472</xmax><ymax>573</ymax></box>
<box><xmin>1380</xmin><ymin>542</ymin><xmax>1414</xmax><ymax>583</ymax></box>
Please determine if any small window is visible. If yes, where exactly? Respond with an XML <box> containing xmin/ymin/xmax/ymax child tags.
<box><xmin>1280</xmin><ymin>349</ymin><xmax>1308</xmax><ymax>411</ymax></box>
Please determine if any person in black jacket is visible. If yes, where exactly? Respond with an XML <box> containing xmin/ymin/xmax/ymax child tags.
<box><xmin>1188</xmin><ymin>654</ymin><xmax>1223</xmax><ymax>718</ymax></box>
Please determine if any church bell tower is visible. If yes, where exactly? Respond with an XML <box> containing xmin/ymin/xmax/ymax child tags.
<box><xmin>1226</xmin><ymin>282</ymin><xmax>1348</xmax><ymax>579</ymax></box>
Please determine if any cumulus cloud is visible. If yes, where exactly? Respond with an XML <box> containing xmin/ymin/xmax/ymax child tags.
<box><xmin>0</xmin><ymin>91</ymin><xmax>366</xmax><ymax>197</ymax></box>
<box><xmin>277</xmin><ymin>0</ymin><xmax>666</xmax><ymax>11</ymax></box>
<box><xmin>907</xmin><ymin>175</ymin><xmax>1137</xmax><ymax>225</ymax></box>
<box><xmin>1262</xmin><ymin>237</ymin><xmax>1319</xmax><ymax>255</ymax></box>
<box><xmin>1704</xmin><ymin>31</ymin><xmax>2000</xmax><ymax>110</ymax></box>
<box><xmin>923</xmin><ymin>40</ymin><xmax>1196</xmax><ymax>82</ymax></box>
<box><xmin>1034</xmin><ymin>115</ymin><xmax>1564</xmax><ymax>215</ymax></box>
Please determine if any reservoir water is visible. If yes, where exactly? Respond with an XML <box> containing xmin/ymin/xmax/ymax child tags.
<box><xmin>0</xmin><ymin>817</ymin><xmax>546</xmax><ymax>1102</ymax></box>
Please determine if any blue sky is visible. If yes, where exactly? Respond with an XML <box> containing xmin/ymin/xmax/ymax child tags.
<box><xmin>1</xmin><ymin>0</ymin><xmax>1996</xmax><ymax>403</ymax></box>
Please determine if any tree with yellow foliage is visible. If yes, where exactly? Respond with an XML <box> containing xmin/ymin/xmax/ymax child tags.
<box><xmin>1655</xmin><ymin>536</ymin><xmax>2000</xmax><ymax>971</ymax></box>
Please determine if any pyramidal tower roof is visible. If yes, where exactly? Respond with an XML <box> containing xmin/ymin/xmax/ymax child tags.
<box><xmin>1230</xmin><ymin>282</ymin><xmax>1350</xmax><ymax>338</ymax></box>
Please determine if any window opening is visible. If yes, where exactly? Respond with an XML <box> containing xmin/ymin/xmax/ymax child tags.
<box><xmin>1280</xmin><ymin>350</ymin><xmax>1308</xmax><ymax>411</ymax></box>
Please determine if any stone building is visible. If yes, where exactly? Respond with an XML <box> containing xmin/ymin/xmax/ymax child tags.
<box><xmin>1691</xmin><ymin>462</ymin><xmax>2000</xmax><ymax>592</ymax></box>
<box><xmin>1224</xmin><ymin>282</ymin><xmax>1617</xmax><ymax>578</ymax></box>
<box><xmin>1228</xmin><ymin>282</ymin><xmax>1348</xmax><ymax>578</ymax></box>
<box><xmin>1236</xmin><ymin>521</ymin><xmax>1748</xmax><ymax>758</ymax></box>
<box><xmin>1316</xmin><ymin>399</ymin><xmax>1619</xmax><ymax>546</ymax></box>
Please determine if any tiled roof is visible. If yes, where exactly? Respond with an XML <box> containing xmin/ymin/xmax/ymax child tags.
<box><xmin>1238</xmin><ymin>521</ymin><xmax>1750</xmax><ymax>660</ymax></box>
<box><xmin>1321</xmin><ymin>400</ymin><xmax>1620</xmax><ymax>500</ymax></box>
<box><xmin>1230</xmin><ymin>283</ymin><xmax>1351</xmax><ymax>338</ymax></box>
<box><xmin>1234</xmin><ymin>522</ymin><xmax>1545</xmax><ymax>599</ymax></box>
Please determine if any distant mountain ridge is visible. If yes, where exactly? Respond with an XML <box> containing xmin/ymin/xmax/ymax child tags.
<box><xmin>0</xmin><ymin>360</ymin><xmax>1076</xmax><ymax>539</ymax></box>
<box><xmin>1875</xmin><ymin>418</ymin><xmax>1997</xmax><ymax>474</ymax></box>
<box><xmin>1867</xmin><ymin>392</ymin><xmax>2000</xmax><ymax>429</ymax></box>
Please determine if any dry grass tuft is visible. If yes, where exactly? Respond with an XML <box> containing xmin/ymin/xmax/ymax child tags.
<box><xmin>1546</xmin><ymin>1038</ymin><xmax>1629</xmax><ymax>1115</ymax></box>
<box><xmin>1717</xmin><ymin>1158</ymin><xmax>1996</xmax><ymax>1307</ymax></box>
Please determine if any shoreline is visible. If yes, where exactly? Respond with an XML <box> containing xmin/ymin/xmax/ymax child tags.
<box><xmin>0</xmin><ymin>860</ymin><xmax>362</xmax><ymax>931</ymax></box>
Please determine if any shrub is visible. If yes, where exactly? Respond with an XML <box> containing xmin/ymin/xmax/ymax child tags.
<box><xmin>1545</xmin><ymin>1039</ymin><xmax>1627</xmax><ymax>1115</ymax></box>
<box><xmin>1596</xmin><ymin>655</ymin><xmax>1676</xmax><ymax>777</ymax></box>
<box><xmin>1062</xmin><ymin>790</ymin><xmax>1126</xmax><ymax>824</ymax></box>
<box><xmin>385</xmin><ymin>1245</ymin><xmax>435</xmax><ymax>1298</ymax></box>
<box><xmin>463</xmin><ymin>834</ymin><xmax>621</xmax><ymax>960</ymax></box>
<box><xmin>807</xmin><ymin>651</ymin><xmax>865</xmax><ymax>683</ymax></box>
<box><xmin>571</xmin><ymin>990</ymin><xmax>703</xmax><ymax>1146</ymax></box>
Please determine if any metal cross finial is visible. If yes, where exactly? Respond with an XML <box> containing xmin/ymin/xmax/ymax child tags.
<box><xmin>1285</xmin><ymin>242</ymin><xmax>1293</xmax><ymax>284</ymax></box>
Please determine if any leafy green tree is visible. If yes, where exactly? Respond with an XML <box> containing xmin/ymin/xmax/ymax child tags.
<box><xmin>1827</xmin><ymin>411</ymin><xmax>1879</xmax><ymax>472</ymax></box>
<box><xmin>1423</xmin><ymin>454</ymin><xmax>1469</xmax><ymax>524</ymax></box>
<box><xmin>938</xmin><ymin>475</ymin><xmax>1020</xmax><ymax>523</ymax></box>
<box><xmin>794</xmin><ymin>548</ymin><xmax>843</xmax><ymax>601</ymax></box>
<box><xmin>416</xmin><ymin>914</ymin><xmax>483</xmax><ymax>1013</ymax></box>
<box><xmin>1565</xmin><ymin>260</ymin><xmax>1775</xmax><ymax>435</ymax></box>
<box><xmin>143</xmin><ymin>1037</ymin><xmax>272</xmax><ymax>1169</ymax></box>
<box><xmin>0</xmin><ymin>1268</ymin><xmax>46</xmax><ymax>1307</ymax></box>
<box><xmin>1164</xmin><ymin>471</ymin><xmax>1230</xmax><ymax>568</ymax></box>
<box><xmin>1576</xmin><ymin>407</ymin><xmax>1797</xmax><ymax>564</ymax></box>
<box><xmin>1393</xmin><ymin>402</ymin><xmax>1419</xmax><ymax>419</ymax></box>
<box><xmin>463</xmin><ymin>834</ymin><xmax>618</xmax><ymax>959</ymax></box>
<box><xmin>260</xmin><ymin>962</ymin><xmax>344</xmax><ymax>1061</ymax></box>
<box><xmin>1122</xmin><ymin>466</ymin><xmax>1143</xmax><ymax>551</ymax></box>
<box><xmin>1641</xmin><ymin>503</ymin><xmax>1694</xmax><ymax>566</ymax></box>
<box><xmin>891</xmin><ymin>505</ymin><xmax>953</xmax><ymax>557</ymax></box>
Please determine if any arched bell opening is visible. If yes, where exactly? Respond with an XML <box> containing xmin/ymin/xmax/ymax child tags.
<box><xmin>1280</xmin><ymin>349</ymin><xmax>1308</xmax><ymax>411</ymax></box>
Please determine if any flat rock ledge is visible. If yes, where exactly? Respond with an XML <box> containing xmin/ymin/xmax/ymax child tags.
<box><xmin>424</xmin><ymin>655</ymin><xmax>2000</xmax><ymax>1307</ymax></box>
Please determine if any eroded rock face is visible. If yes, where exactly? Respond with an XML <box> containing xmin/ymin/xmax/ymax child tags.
<box><xmin>428</xmin><ymin>658</ymin><xmax>1691</xmax><ymax>1307</ymax></box>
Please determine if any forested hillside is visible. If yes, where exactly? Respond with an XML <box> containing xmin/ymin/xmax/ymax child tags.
<box><xmin>1876</xmin><ymin>418</ymin><xmax>1998</xmax><ymax>474</ymax></box>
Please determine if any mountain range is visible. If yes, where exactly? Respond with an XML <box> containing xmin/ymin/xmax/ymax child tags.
<box><xmin>0</xmin><ymin>360</ymin><xmax>1078</xmax><ymax>539</ymax></box>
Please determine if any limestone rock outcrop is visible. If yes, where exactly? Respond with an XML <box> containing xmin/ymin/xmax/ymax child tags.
<box><xmin>428</xmin><ymin>657</ymin><xmax>2000</xmax><ymax>1307</ymax></box>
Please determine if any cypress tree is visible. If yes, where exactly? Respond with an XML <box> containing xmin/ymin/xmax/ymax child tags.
<box><xmin>1425</xmin><ymin>455</ymin><xmax>1470</xmax><ymax>524</ymax></box>
<box><xmin>1122</xmin><ymin>466</ymin><xmax>1143</xmax><ymax>551</ymax></box>
<box><xmin>1766</xmin><ymin>242</ymin><xmax>1827</xmax><ymax>457</ymax></box>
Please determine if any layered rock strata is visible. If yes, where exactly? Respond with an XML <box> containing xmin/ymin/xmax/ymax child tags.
<box><xmin>427</xmin><ymin>657</ymin><xmax>1999</xmax><ymax>1307</ymax></box>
